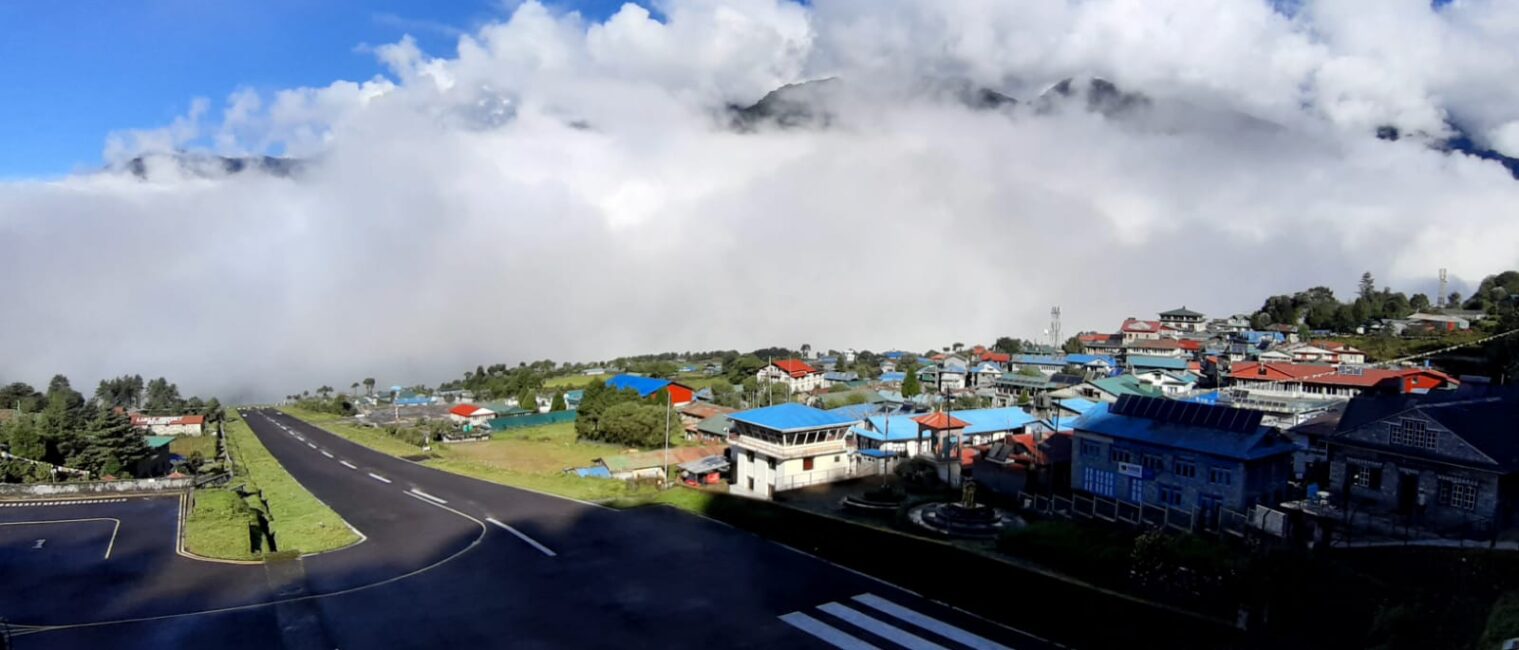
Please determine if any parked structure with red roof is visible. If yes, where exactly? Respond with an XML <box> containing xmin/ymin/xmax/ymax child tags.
<box><xmin>756</xmin><ymin>358</ymin><xmax>825</xmax><ymax>393</ymax></box>
<box><xmin>129</xmin><ymin>414</ymin><xmax>206</xmax><ymax>436</ymax></box>
<box><xmin>447</xmin><ymin>403</ymin><xmax>496</xmax><ymax>426</ymax></box>
<box><xmin>1227</xmin><ymin>362</ymin><xmax>1458</xmax><ymax>399</ymax></box>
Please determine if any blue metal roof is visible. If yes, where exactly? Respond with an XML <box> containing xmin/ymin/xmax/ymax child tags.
<box><xmin>1065</xmin><ymin>354</ymin><xmax>1117</xmax><ymax>366</ymax></box>
<box><xmin>826</xmin><ymin>403</ymin><xmax>884</xmax><ymax>421</ymax></box>
<box><xmin>1127</xmin><ymin>355</ymin><xmax>1188</xmax><ymax>371</ymax></box>
<box><xmin>879</xmin><ymin>371</ymin><xmax>906</xmax><ymax>383</ymax></box>
<box><xmin>857</xmin><ymin>448</ymin><xmax>897</xmax><ymax>458</ymax></box>
<box><xmin>573</xmin><ymin>466</ymin><xmax>612</xmax><ymax>479</ymax></box>
<box><xmin>728</xmin><ymin>403</ymin><xmax>858</xmax><ymax>432</ymax></box>
<box><xmin>1013</xmin><ymin>355</ymin><xmax>1066</xmax><ymax>366</ymax></box>
<box><xmin>605</xmin><ymin>374</ymin><xmax>672</xmax><ymax>397</ymax></box>
<box><xmin>1077</xmin><ymin>402</ymin><xmax>1295</xmax><ymax>461</ymax></box>
<box><xmin>854</xmin><ymin>407</ymin><xmax>1038</xmax><ymax>441</ymax></box>
<box><xmin>853</xmin><ymin>415</ymin><xmax>923</xmax><ymax>442</ymax></box>
<box><xmin>1058</xmin><ymin>398</ymin><xmax>1099</xmax><ymax>416</ymax></box>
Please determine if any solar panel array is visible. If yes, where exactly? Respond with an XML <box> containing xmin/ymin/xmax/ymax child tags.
<box><xmin>1111</xmin><ymin>394</ymin><xmax>1263</xmax><ymax>434</ymax></box>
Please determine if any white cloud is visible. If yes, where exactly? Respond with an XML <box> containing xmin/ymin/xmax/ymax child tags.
<box><xmin>3</xmin><ymin>0</ymin><xmax>1519</xmax><ymax>401</ymax></box>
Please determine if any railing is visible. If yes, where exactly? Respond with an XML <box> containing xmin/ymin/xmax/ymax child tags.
<box><xmin>729</xmin><ymin>434</ymin><xmax>847</xmax><ymax>460</ymax></box>
<box><xmin>778</xmin><ymin>467</ymin><xmax>853</xmax><ymax>491</ymax></box>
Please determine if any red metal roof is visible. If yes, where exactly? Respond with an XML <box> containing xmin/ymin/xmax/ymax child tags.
<box><xmin>1121</xmin><ymin>318</ymin><xmax>1162</xmax><ymax>333</ymax></box>
<box><xmin>913</xmin><ymin>412</ymin><xmax>970</xmax><ymax>430</ymax></box>
<box><xmin>773</xmin><ymin>359</ymin><xmax>818</xmax><ymax>378</ymax></box>
<box><xmin>1228</xmin><ymin>362</ymin><xmax>1458</xmax><ymax>389</ymax></box>
<box><xmin>449</xmin><ymin>404</ymin><xmax>485</xmax><ymax>417</ymax></box>
<box><xmin>980</xmin><ymin>352</ymin><xmax>1011</xmax><ymax>363</ymax></box>
<box><xmin>1179</xmin><ymin>340</ymin><xmax>1202</xmax><ymax>351</ymax></box>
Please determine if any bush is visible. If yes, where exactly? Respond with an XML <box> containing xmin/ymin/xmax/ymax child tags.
<box><xmin>998</xmin><ymin>521</ymin><xmax>1134</xmax><ymax>583</ymax></box>
<box><xmin>1480</xmin><ymin>591</ymin><xmax>1519</xmax><ymax>650</ymax></box>
<box><xmin>894</xmin><ymin>457</ymin><xmax>943</xmax><ymax>493</ymax></box>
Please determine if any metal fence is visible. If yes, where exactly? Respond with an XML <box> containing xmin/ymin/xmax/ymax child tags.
<box><xmin>1016</xmin><ymin>490</ymin><xmax>1250</xmax><ymax>539</ymax></box>
<box><xmin>488</xmin><ymin>411</ymin><xmax>577</xmax><ymax>431</ymax></box>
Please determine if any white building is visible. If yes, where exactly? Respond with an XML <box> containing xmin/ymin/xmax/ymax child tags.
<box><xmin>447</xmin><ymin>404</ymin><xmax>496</xmax><ymax>427</ymax></box>
<box><xmin>1158</xmin><ymin>306</ymin><xmax>1207</xmax><ymax>332</ymax></box>
<box><xmin>756</xmin><ymin>359</ymin><xmax>825</xmax><ymax>393</ymax></box>
<box><xmin>727</xmin><ymin>403</ymin><xmax>860</xmax><ymax>500</ymax></box>
<box><xmin>129</xmin><ymin>414</ymin><xmax>205</xmax><ymax>436</ymax></box>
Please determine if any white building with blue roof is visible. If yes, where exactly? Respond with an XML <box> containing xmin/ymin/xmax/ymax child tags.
<box><xmin>727</xmin><ymin>403</ymin><xmax>862</xmax><ymax>500</ymax></box>
<box><xmin>851</xmin><ymin>407</ymin><xmax>1041</xmax><ymax>458</ymax></box>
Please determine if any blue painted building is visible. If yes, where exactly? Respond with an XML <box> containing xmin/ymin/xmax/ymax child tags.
<box><xmin>1072</xmin><ymin>396</ymin><xmax>1295</xmax><ymax>518</ymax></box>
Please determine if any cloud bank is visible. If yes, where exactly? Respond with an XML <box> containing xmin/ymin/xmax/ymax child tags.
<box><xmin>4</xmin><ymin>0</ymin><xmax>1519</xmax><ymax>402</ymax></box>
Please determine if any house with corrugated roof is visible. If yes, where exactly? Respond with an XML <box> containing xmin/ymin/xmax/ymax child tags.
<box><xmin>1073</xmin><ymin>396</ymin><xmax>1296</xmax><ymax>518</ymax></box>
<box><xmin>756</xmin><ymin>359</ymin><xmax>825</xmax><ymax>394</ymax></box>
<box><xmin>726</xmin><ymin>403</ymin><xmax>860</xmax><ymax>499</ymax></box>
<box><xmin>605</xmin><ymin>374</ymin><xmax>695</xmax><ymax>406</ymax></box>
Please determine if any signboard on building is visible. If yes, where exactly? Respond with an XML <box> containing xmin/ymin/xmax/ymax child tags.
<box><xmin>1117</xmin><ymin>462</ymin><xmax>1145</xmax><ymax>478</ymax></box>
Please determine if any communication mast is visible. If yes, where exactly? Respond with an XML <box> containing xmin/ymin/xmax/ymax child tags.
<box><xmin>1438</xmin><ymin>268</ymin><xmax>1448</xmax><ymax>309</ymax></box>
<box><xmin>1049</xmin><ymin>306</ymin><xmax>1062</xmax><ymax>351</ymax></box>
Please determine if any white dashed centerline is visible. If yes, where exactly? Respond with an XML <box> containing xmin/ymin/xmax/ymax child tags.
<box><xmin>340</xmin><ymin>460</ymin><xmax>357</xmax><ymax>470</ymax></box>
<box><xmin>408</xmin><ymin>489</ymin><xmax>447</xmax><ymax>505</ymax></box>
<box><xmin>306</xmin><ymin>442</ymin><xmax>317</xmax><ymax>450</ymax></box>
<box><xmin>320</xmin><ymin>451</ymin><xmax>334</xmax><ymax>459</ymax></box>
<box><xmin>485</xmin><ymin>518</ymin><xmax>557</xmax><ymax>557</ymax></box>
<box><xmin>368</xmin><ymin>473</ymin><xmax>392</xmax><ymax>484</ymax></box>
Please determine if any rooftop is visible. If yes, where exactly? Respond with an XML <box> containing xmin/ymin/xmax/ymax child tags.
<box><xmin>1078</xmin><ymin>395</ymin><xmax>1295</xmax><ymax>461</ymax></box>
<box><xmin>728</xmin><ymin>403</ymin><xmax>858</xmax><ymax>432</ymax></box>
<box><xmin>605</xmin><ymin>374</ymin><xmax>680</xmax><ymax>398</ymax></box>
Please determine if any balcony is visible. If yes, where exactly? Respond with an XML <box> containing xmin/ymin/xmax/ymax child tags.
<box><xmin>729</xmin><ymin>433</ymin><xmax>848</xmax><ymax>460</ymax></box>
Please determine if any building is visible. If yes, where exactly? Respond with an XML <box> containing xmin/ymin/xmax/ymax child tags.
<box><xmin>679</xmin><ymin>402</ymin><xmax>736</xmax><ymax>439</ymax></box>
<box><xmin>129</xmin><ymin>414</ymin><xmax>206</xmax><ymax>436</ymax></box>
<box><xmin>852</xmin><ymin>406</ymin><xmax>1040</xmax><ymax>459</ymax></box>
<box><xmin>1405</xmin><ymin>312</ymin><xmax>1471</xmax><ymax>331</ymax></box>
<box><xmin>1321</xmin><ymin>388</ymin><xmax>1519</xmax><ymax>532</ymax></box>
<box><xmin>1159</xmin><ymin>307</ymin><xmax>1207</xmax><ymax>332</ymax></box>
<box><xmin>604</xmin><ymin>374</ymin><xmax>695</xmax><ymax>406</ymax></box>
<box><xmin>133</xmin><ymin>436</ymin><xmax>176</xmax><ymax>477</ymax></box>
<box><xmin>597</xmin><ymin>444</ymin><xmax>729</xmax><ymax>481</ymax></box>
<box><xmin>1131</xmin><ymin>369</ymin><xmax>1199</xmax><ymax>396</ymax></box>
<box><xmin>1072</xmin><ymin>396</ymin><xmax>1296</xmax><ymax>517</ymax></box>
<box><xmin>1120</xmin><ymin>318</ymin><xmax>1168</xmax><ymax>342</ymax></box>
<box><xmin>822</xmin><ymin>371</ymin><xmax>860</xmax><ymax>386</ymax></box>
<box><xmin>1227</xmin><ymin>362</ymin><xmax>1459</xmax><ymax>400</ymax></box>
<box><xmin>447</xmin><ymin>404</ymin><xmax>496</xmax><ymax>427</ymax></box>
<box><xmin>727</xmin><ymin>403</ymin><xmax>859</xmax><ymax>499</ymax></box>
<box><xmin>1127</xmin><ymin>355</ymin><xmax>1188</xmax><ymax>373</ymax></box>
<box><xmin>1068</xmin><ymin>375</ymin><xmax>1164</xmax><ymax>403</ymax></box>
<box><xmin>756</xmin><ymin>359</ymin><xmax>825</xmax><ymax>394</ymax></box>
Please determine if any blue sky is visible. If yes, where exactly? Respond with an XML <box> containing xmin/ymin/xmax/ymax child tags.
<box><xmin>0</xmin><ymin>0</ymin><xmax>641</xmax><ymax>178</ymax></box>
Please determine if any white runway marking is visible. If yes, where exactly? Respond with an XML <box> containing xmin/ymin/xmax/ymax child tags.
<box><xmin>340</xmin><ymin>461</ymin><xmax>357</xmax><ymax>470</ymax></box>
<box><xmin>780</xmin><ymin>612</ymin><xmax>879</xmax><ymax>649</ymax></box>
<box><xmin>852</xmin><ymin>594</ymin><xmax>1012</xmax><ymax>650</ymax></box>
<box><xmin>1</xmin><ymin>498</ymin><xmax>128</xmax><ymax>508</ymax></box>
<box><xmin>368</xmin><ymin>473</ymin><xmax>392</xmax><ymax>484</ymax></box>
<box><xmin>306</xmin><ymin>442</ymin><xmax>317</xmax><ymax>449</ymax></box>
<box><xmin>0</xmin><ymin>518</ymin><xmax>120</xmax><ymax>559</ymax></box>
<box><xmin>321</xmin><ymin>451</ymin><xmax>333</xmax><ymax>458</ymax></box>
<box><xmin>485</xmin><ymin>518</ymin><xmax>557</xmax><ymax>557</ymax></box>
<box><xmin>408</xmin><ymin>489</ymin><xmax>447</xmax><ymax>505</ymax></box>
<box><xmin>817</xmin><ymin>602</ymin><xmax>948</xmax><ymax>650</ymax></box>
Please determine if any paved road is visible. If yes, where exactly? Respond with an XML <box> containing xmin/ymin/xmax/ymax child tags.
<box><xmin>2</xmin><ymin>408</ymin><xmax>1056</xmax><ymax>649</ymax></box>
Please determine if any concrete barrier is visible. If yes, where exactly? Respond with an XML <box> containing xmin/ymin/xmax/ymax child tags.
<box><xmin>0</xmin><ymin>476</ymin><xmax>193</xmax><ymax>498</ymax></box>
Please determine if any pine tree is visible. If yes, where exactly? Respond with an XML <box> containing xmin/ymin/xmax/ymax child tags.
<box><xmin>902</xmin><ymin>368</ymin><xmax>922</xmax><ymax>398</ymax></box>
<box><xmin>79</xmin><ymin>407</ymin><xmax>150</xmax><ymax>478</ymax></box>
<box><xmin>549</xmin><ymin>390</ymin><xmax>567</xmax><ymax>412</ymax></box>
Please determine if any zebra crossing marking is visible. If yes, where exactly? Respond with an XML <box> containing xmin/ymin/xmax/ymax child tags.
<box><xmin>780</xmin><ymin>594</ymin><xmax>1016</xmax><ymax>650</ymax></box>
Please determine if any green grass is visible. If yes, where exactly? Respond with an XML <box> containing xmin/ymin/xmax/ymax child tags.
<box><xmin>672</xmin><ymin>375</ymin><xmax>736</xmax><ymax>390</ymax></box>
<box><xmin>182</xmin><ymin>489</ymin><xmax>258</xmax><ymax>560</ymax></box>
<box><xmin>421</xmin><ymin>457</ymin><xmax>636</xmax><ymax>501</ymax></box>
<box><xmin>1330</xmin><ymin>330</ymin><xmax>1484</xmax><ymax>362</ymax></box>
<box><xmin>217</xmin><ymin>409</ymin><xmax>359</xmax><ymax>555</ymax></box>
<box><xmin>279</xmin><ymin>407</ymin><xmax>427</xmax><ymax>457</ymax></box>
<box><xmin>169</xmin><ymin>434</ymin><xmax>219</xmax><ymax>460</ymax></box>
<box><xmin>545</xmin><ymin>374</ymin><xmax>597</xmax><ymax>388</ymax></box>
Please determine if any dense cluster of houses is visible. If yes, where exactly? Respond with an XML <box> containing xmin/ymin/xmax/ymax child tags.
<box><xmin>682</xmin><ymin>307</ymin><xmax>1514</xmax><ymax>542</ymax></box>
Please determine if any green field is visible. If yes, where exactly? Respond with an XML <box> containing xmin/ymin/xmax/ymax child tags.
<box><xmin>544</xmin><ymin>374</ymin><xmax>597</xmax><ymax>388</ymax></box>
<box><xmin>169</xmin><ymin>434</ymin><xmax>219</xmax><ymax>461</ymax></box>
<box><xmin>195</xmin><ymin>409</ymin><xmax>359</xmax><ymax>557</ymax></box>
<box><xmin>280</xmin><ymin>407</ymin><xmax>427</xmax><ymax>457</ymax></box>
<box><xmin>182</xmin><ymin>489</ymin><xmax>258</xmax><ymax>560</ymax></box>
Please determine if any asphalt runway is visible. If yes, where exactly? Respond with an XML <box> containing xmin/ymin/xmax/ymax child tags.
<box><xmin>2</xmin><ymin>408</ymin><xmax>1057</xmax><ymax>649</ymax></box>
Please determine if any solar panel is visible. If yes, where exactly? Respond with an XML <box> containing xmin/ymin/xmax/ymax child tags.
<box><xmin>1111</xmin><ymin>394</ymin><xmax>1262</xmax><ymax>434</ymax></box>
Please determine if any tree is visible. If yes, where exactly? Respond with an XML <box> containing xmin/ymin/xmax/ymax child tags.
<box><xmin>0</xmin><ymin>382</ymin><xmax>43</xmax><ymax>412</ymax></box>
<box><xmin>144</xmin><ymin>377</ymin><xmax>183</xmax><ymax>412</ymax></box>
<box><xmin>316</xmin><ymin>386</ymin><xmax>334</xmax><ymax>399</ymax></box>
<box><xmin>598</xmin><ymin>402</ymin><xmax>680</xmax><ymax>448</ymax></box>
<box><xmin>902</xmin><ymin>368</ymin><xmax>922</xmax><ymax>398</ymax></box>
<box><xmin>1358</xmin><ymin>271</ymin><xmax>1376</xmax><ymax>301</ymax></box>
<box><xmin>351</xmin><ymin>382</ymin><xmax>360</xmax><ymax>397</ymax></box>
<box><xmin>549</xmin><ymin>390</ymin><xmax>567</xmax><ymax>412</ymax></box>
<box><xmin>94</xmin><ymin>375</ymin><xmax>144</xmax><ymax>409</ymax></box>
<box><xmin>1061</xmin><ymin>335</ymin><xmax>1083</xmax><ymax>354</ymax></box>
<box><xmin>77</xmin><ymin>406</ymin><xmax>150</xmax><ymax>478</ymax></box>
<box><xmin>1448</xmin><ymin>291</ymin><xmax>1462</xmax><ymax>309</ymax></box>
<box><xmin>1410</xmin><ymin>293</ymin><xmax>1431</xmax><ymax>312</ymax></box>
<box><xmin>517</xmin><ymin>388</ymin><xmax>537</xmax><ymax>413</ymax></box>
<box><xmin>993</xmin><ymin>337</ymin><xmax>1023</xmax><ymax>355</ymax></box>
<box><xmin>1</xmin><ymin>414</ymin><xmax>46</xmax><ymax>460</ymax></box>
<box><xmin>363</xmin><ymin>377</ymin><xmax>376</xmax><ymax>396</ymax></box>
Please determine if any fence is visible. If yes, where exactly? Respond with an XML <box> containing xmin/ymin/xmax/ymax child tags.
<box><xmin>488</xmin><ymin>411</ymin><xmax>576</xmax><ymax>431</ymax></box>
<box><xmin>1017</xmin><ymin>490</ymin><xmax>1251</xmax><ymax>539</ymax></box>
<box><xmin>0</xmin><ymin>476</ymin><xmax>194</xmax><ymax>498</ymax></box>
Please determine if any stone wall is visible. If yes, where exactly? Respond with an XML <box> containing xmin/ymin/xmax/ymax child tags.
<box><xmin>0</xmin><ymin>476</ymin><xmax>193</xmax><ymax>498</ymax></box>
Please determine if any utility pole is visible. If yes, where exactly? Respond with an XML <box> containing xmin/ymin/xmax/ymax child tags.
<box><xmin>662</xmin><ymin>388</ymin><xmax>671</xmax><ymax>489</ymax></box>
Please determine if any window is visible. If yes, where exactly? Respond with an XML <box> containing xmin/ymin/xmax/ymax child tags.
<box><xmin>747</xmin><ymin>477</ymin><xmax>754</xmax><ymax>491</ymax></box>
<box><xmin>1129</xmin><ymin>478</ymin><xmax>1144</xmax><ymax>503</ymax></box>
<box><xmin>1437</xmin><ymin>476</ymin><xmax>1478</xmax><ymax>511</ymax></box>
<box><xmin>1174</xmin><ymin>460</ymin><xmax>1197</xmax><ymax>479</ymax></box>
<box><xmin>1157</xmin><ymin>484</ymin><xmax>1183</xmax><ymax>506</ymax></box>
<box><xmin>747</xmin><ymin>450</ymin><xmax>755</xmax><ymax>463</ymax></box>
<box><xmin>767</xmin><ymin>458</ymin><xmax>775</xmax><ymax>471</ymax></box>
<box><xmin>1389</xmin><ymin>418</ymin><xmax>1437</xmax><ymax>450</ymax></box>
<box><xmin>1082</xmin><ymin>467</ymin><xmax>1116</xmax><ymax>497</ymax></box>
<box><xmin>1080</xmin><ymin>440</ymin><xmax>1102</xmax><ymax>458</ymax></box>
<box><xmin>1350</xmin><ymin>461</ymin><xmax>1382</xmax><ymax>490</ymax></box>
<box><xmin>1208</xmin><ymin>467</ymin><xmax>1233</xmax><ymax>486</ymax></box>
<box><xmin>1109</xmin><ymin>448</ymin><xmax>1134</xmax><ymax>464</ymax></box>
<box><xmin>1142</xmin><ymin>455</ymin><xmax>1165</xmax><ymax>472</ymax></box>
<box><xmin>803</xmin><ymin>457</ymin><xmax>814</xmax><ymax>471</ymax></box>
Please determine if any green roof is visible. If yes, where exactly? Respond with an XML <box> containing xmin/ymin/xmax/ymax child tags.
<box><xmin>696</xmin><ymin>414</ymin><xmax>731</xmax><ymax>436</ymax></box>
<box><xmin>145</xmin><ymin>435</ymin><xmax>175</xmax><ymax>449</ymax></box>
<box><xmin>1090</xmin><ymin>375</ymin><xmax>1163</xmax><ymax>398</ymax></box>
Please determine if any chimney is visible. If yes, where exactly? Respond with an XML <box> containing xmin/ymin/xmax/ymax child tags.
<box><xmin>1257</xmin><ymin>364</ymin><xmax>1268</xmax><ymax>376</ymax></box>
